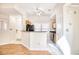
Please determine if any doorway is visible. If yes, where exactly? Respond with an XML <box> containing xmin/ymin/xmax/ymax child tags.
<box><xmin>49</xmin><ymin>15</ymin><xmax>56</xmax><ymax>43</ymax></box>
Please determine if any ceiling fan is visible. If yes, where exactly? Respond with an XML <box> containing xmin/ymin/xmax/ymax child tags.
<box><xmin>31</xmin><ymin>6</ymin><xmax>50</xmax><ymax>16</ymax></box>
<box><xmin>26</xmin><ymin>4</ymin><xmax>52</xmax><ymax>16</ymax></box>
<box><xmin>33</xmin><ymin>7</ymin><xmax>45</xmax><ymax>16</ymax></box>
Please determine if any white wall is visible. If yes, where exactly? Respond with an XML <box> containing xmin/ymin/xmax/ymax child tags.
<box><xmin>0</xmin><ymin>15</ymin><xmax>23</xmax><ymax>45</ymax></box>
<box><xmin>28</xmin><ymin>15</ymin><xmax>50</xmax><ymax>24</ymax></box>
<box><xmin>56</xmin><ymin>5</ymin><xmax>63</xmax><ymax>39</ymax></box>
<box><xmin>9</xmin><ymin>15</ymin><xmax>23</xmax><ymax>30</ymax></box>
<box><xmin>63</xmin><ymin>5</ymin><xmax>79</xmax><ymax>54</ymax></box>
<box><xmin>0</xmin><ymin>14</ymin><xmax>17</xmax><ymax>44</ymax></box>
<box><xmin>21</xmin><ymin>15</ymin><xmax>50</xmax><ymax>31</ymax></box>
<box><xmin>0</xmin><ymin>14</ymin><xmax>9</xmax><ymax>19</ymax></box>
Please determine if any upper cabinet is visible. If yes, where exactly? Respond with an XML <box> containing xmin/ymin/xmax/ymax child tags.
<box><xmin>9</xmin><ymin>15</ymin><xmax>23</xmax><ymax>31</ymax></box>
<box><xmin>0</xmin><ymin>15</ymin><xmax>9</xmax><ymax>32</ymax></box>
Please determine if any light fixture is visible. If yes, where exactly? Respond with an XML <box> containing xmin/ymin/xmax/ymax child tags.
<box><xmin>34</xmin><ymin>7</ymin><xmax>44</xmax><ymax>16</ymax></box>
<box><xmin>37</xmin><ymin>11</ymin><xmax>42</xmax><ymax>16</ymax></box>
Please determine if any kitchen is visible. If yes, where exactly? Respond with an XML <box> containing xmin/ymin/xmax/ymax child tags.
<box><xmin>0</xmin><ymin>3</ymin><xmax>57</xmax><ymax>55</ymax></box>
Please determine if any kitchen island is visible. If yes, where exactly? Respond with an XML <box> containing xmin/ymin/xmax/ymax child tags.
<box><xmin>21</xmin><ymin>31</ymin><xmax>48</xmax><ymax>50</ymax></box>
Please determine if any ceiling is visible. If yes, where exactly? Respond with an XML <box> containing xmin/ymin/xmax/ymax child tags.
<box><xmin>15</xmin><ymin>3</ymin><xmax>58</xmax><ymax>16</ymax></box>
<box><xmin>0</xmin><ymin>8</ymin><xmax>21</xmax><ymax>15</ymax></box>
<box><xmin>0</xmin><ymin>3</ymin><xmax>62</xmax><ymax>16</ymax></box>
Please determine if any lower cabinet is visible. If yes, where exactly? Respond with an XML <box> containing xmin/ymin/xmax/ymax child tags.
<box><xmin>29</xmin><ymin>32</ymin><xmax>48</xmax><ymax>50</ymax></box>
<box><xmin>22</xmin><ymin>32</ymin><xmax>48</xmax><ymax>50</ymax></box>
<box><xmin>22</xmin><ymin>32</ymin><xmax>30</xmax><ymax>48</ymax></box>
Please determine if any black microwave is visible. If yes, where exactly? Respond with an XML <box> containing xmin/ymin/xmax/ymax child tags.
<box><xmin>26</xmin><ymin>24</ymin><xmax>34</xmax><ymax>31</ymax></box>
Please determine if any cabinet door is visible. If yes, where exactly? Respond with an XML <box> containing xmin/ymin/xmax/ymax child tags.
<box><xmin>30</xmin><ymin>32</ymin><xmax>41</xmax><ymax>50</ymax></box>
<box><xmin>21</xmin><ymin>32</ymin><xmax>30</xmax><ymax>48</ymax></box>
<box><xmin>39</xmin><ymin>33</ymin><xmax>48</xmax><ymax>50</ymax></box>
<box><xmin>30</xmin><ymin>32</ymin><xmax>47</xmax><ymax>50</ymax></box>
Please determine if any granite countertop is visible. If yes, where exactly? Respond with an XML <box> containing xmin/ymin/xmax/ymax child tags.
<box><xmin>22</xmin><ymin>30</ymin><xmax>48</xmax><ymax>32</ymax></box>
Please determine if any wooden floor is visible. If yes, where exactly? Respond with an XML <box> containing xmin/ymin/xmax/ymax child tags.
<box><xmin>0</xmin><ymin>44</ymin><xmax>50</xmax><ymax>55</ymax></box>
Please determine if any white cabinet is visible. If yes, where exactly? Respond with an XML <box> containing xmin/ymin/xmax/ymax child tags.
<box><xmin>21</xmin><ymin>32</ymin><xmax>30</xmax><ymax>48</ymax></box>
<box><xmin>22</xmin><ymin>32</ymin><xmax>48</xmax><ymax>50</ymax></box>
<box><xmin>29</xmin><ymin>32</ymin><xmax>48</xmax><ymax>50</ymax></box>
<box><xmin>9</xmin><ymin>15</ymin><xmax>22</xmax><ymax>31</ymax></box>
